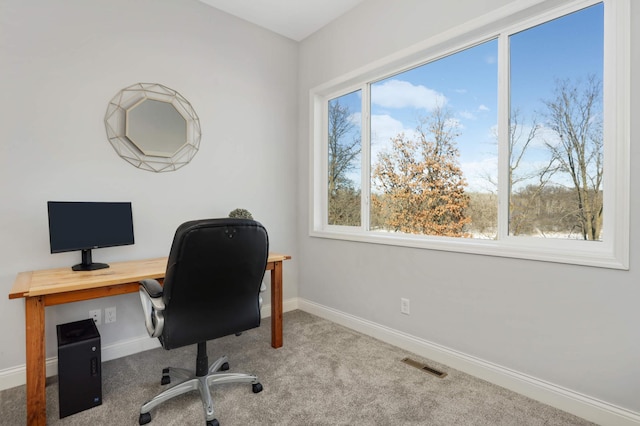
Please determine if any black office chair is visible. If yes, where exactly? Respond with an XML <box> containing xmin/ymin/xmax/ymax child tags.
<box><xmin>137</xmin><ymin>218</ymin><xmax>269</xmax><ymax>426</ymax></box>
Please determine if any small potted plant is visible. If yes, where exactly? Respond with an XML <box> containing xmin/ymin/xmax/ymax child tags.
<box><xmin>228</xmin><ymin>208</ymin><xmax>253</xmax><ymax>219</ymax></box>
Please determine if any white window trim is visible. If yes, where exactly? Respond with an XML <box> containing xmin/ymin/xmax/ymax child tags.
<box><xmin>309</xmin><ymin>0</ymin><xmax>629</xmax><ymax>269</ymax></box>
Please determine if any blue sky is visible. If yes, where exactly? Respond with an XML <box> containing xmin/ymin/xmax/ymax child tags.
<box><xmin>371</xmin><ymin>38</ymin><xmax>498</xmax><ymax>191</ymax></box>
<box><xmin>333</xmin><ymin>2</ymin><xmax>604</xmax><ymax>193</ymax></box>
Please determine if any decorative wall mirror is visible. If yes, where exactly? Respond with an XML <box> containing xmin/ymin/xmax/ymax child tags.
<box><xmin>104</xmin><ymin>83</ymin><xmax>201</xmax><ymax>172</ymax></box>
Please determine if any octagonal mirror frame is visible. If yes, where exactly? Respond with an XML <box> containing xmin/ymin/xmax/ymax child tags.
<box><xmin>104</xmin><ymin>83</ymin><xmax>201</xmax><ymax>172</ymax></box>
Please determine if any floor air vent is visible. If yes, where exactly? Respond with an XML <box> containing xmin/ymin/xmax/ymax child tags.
<box><xmin>401</xmin><ymin>357</ymin><xmax>447</xmax><ymax>378</ymax></box>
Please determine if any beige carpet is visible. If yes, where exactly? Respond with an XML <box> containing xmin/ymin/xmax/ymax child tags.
<box><xmin>0</xmin><ymin>310</ymin><xmax>593</xmax><ymax>425</ymax></box>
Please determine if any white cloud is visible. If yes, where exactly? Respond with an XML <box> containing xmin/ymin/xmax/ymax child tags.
<box><xmin>370</xmin><ymin>114</ymin><xmax>419</xmax><ymax>161</ymax></box>
<box><xmin>371</xmin><ymin>79</ymin><xmax>447</xmax><ymax>110</ymax></box>
<box><xmin>510</xmin><ymin>123</ymin><xmax>559</xmax><ymax>150</ymax></box>
<box><xmin>537</xmin><ymin>125</ymin><xmax>561</xmax><ymax>147</ymax></box>
<box><xmin>461</xmin><ymin>156</ymin><xmax>498</xmax><ymax>193</ymax></box>
<box><xmin>446</xmin><ymin>117</ymin><xmax>464</xmax><ymax>130</ymax></box>
<box><xmin>349</xmin><ymin>112</ymin><xmax>361</xmax><ymax>126</ymax></box>
<box><xmin>459</xmin><ymin>111</ymin><xmax>477</xmax><ymax>120</ymax></box>
<box><xmin>485</xmin><ymin>55</ymin><xmax>497</xmax><ymax>64</ymax></box>
<box><xmin>488</xmin><ymin>123</ymin><xmax>498</xmax><ymax>139</ymax></box>
<box><xmin>371</xmin><ymin>114</ymin><xmax>405</xmax><ymax>143</ymax></box>
<box><xmin>478</xmin><ymin>104</ymin><xmax>490</xmax><ymax>112</ymax></box>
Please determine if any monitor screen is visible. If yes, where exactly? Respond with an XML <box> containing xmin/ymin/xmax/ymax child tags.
<box><xmin>47</xmin><ymin>201</ymin><xmax>134</xmax><ymax>270</ymax></box>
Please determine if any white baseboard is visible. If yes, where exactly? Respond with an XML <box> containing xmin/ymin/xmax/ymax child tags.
<box><xmin>260</xmin><ymin>297</ymin><xmax>300</xmax><ymax>319</ymax></box>
<box><xmin>0</xmin><ymin>299</ymin><xmax>300</xmax><ymax>392</ymax></box>
<box><xmin>297</xmin><ymin>298</ymin><xmax>640</xmax><ymax>426</ymax></box>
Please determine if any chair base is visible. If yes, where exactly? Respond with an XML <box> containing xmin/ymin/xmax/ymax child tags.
<box><xmin>139</xmin><ymin>355</ymin><xmax>262</xmax><ymax>425</ymax></box>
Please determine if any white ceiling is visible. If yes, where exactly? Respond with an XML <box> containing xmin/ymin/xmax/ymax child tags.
<box><xmin>198</xmin><ymin>0</ymin><xmax>365</xmax><ymax>41</ymax></box>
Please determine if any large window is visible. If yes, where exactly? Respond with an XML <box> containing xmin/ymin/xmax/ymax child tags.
<box><xmin>311</xmin><ymin>0</ymin><xmax>629</xmax><ymax>269</ymax></box>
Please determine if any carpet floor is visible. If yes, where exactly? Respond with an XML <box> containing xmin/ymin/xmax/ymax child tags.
<box><xmin>0</xmin><ymin>310</ymin><xmax>594</xmax><ymax>425</ymax></box>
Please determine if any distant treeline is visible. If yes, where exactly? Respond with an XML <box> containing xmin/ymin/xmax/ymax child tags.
<box><xmin>466</xmin><ymin>185</ymin><xmax>603</xmax><ymax>239</ymax></box>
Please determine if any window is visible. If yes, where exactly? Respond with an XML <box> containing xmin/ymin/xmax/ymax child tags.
<box><xmin>328</xmin><ymin>90</ymin><xmax>362</xmax><ymax>226</ymax></box>
<box><xmin>508</xmin><ymin>4</ymin><xmax>604</xmax><ymax>240</ymax></box>
<box><xmin>369</xmin><ymin>40</ymin><xmax>498</xmax><ymax>238</ymax></box>
<box><xmin>311</xmin><ymin>0</ymin><xmax>629</xmax><ymax>269</ymax></box>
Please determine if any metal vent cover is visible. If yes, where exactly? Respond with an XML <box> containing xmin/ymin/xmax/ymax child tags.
<box><xmin>401</xmin><ymin>357</ymin><xmax>447</xmax><ymax>378</ymax></box>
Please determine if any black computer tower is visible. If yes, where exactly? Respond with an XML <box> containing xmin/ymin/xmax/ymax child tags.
<box><xmin>56</xmin><ymin>318</ymin><xmax>102</xmax><ymax>418</ymax></box>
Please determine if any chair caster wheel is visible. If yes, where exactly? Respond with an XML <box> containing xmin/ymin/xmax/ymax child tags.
<box><xmin>139</xmin><ymin>412</ymin><xmax>151</xmax><ymax>425</ymax></box>
<box><xmin>207</xmin><ymin>419</ymin><xmax>220</xmax><ymax>426</ymax></box>
<box><xmin>220</xmin><ymin>362</ymin><xmax>230</xmax><ymax>371</ymax></box>
<box><xmin>161</xmin><ymin>375</ymin><xmax>171</xmax><ymax>385</ymax></box>
<box><xmin>252</xmin><ymin>382</ymin><xmax>263</xmax><ymax>393</ymax></box>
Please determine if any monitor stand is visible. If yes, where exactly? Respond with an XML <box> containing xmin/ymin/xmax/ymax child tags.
<box><xmin>72</xmin><ymin>249</ymin><xmax>109</xmax><ymax>272</ymax></box>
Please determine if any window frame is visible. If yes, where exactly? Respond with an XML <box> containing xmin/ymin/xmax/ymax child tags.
<box><xmin>309</xmin><ymin>0</ymin><xmax>629</xmax><ymax>269</ymax></box>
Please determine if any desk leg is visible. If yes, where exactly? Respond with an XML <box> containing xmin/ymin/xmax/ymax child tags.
<box><xmin>25</xmin><ymin>296</ymin><xmax>47</xmax><ymax>426</ymax></box>
<box><xmin>270</xmin><ymin>261</ymin><xmax>283</xmax><ymax>348</ymax></box>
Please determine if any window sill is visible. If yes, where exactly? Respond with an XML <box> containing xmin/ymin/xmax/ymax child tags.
<box><xmin>309</xmin><ymin>228</ymin><xmax>628</xmax><ymax>270</ymax></box>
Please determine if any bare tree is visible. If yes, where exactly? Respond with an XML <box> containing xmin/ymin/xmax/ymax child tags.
<box><xmin>476</xmin><ymin>77</ymin><xmax>603</xmax><ymax>240</ymax></box>
<box><xmin>328</xmin><ymin>100</ymin><xmax>361</xmax><ymax>225</ymax></box>
<box><xmin>543</xmin><ymin>75</ymin><xmax>603</xmax><ymax>240</ymax></box>
<box><xmin>479</xmin><ymin>109</ymin><xmax>557</xmax><ymax>236</ymax></box>
<box><xmin>465</xmin><ymin>192</ymin><xmax>498</xmax><ymax>238</ymax></box>
<box><xmin>508</xmin><ymin>109</ymin><xmax>560</xmax><ymax>235</ymax></box>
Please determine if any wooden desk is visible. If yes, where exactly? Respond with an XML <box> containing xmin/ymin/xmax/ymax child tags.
<box><xmin>9</xmin><ymin>253</ymin><xmax>291</xmax><ymax>426</ymax></box>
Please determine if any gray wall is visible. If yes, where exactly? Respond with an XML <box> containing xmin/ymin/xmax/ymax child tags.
<box><xmin>0</xmin><ymin>0</ymin><xmax>298</xmax><ymax>370</ymax></box>
<box><xmin>297</xmin><ymin>0</ymin><xmax>640</xmax><ymax>415</ymax></box>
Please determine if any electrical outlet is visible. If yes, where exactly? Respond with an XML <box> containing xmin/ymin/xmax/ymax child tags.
<box><xmin>89</xmin><ymin>309</ymin><xmax>102</xmax><ymax>325</ymax></box>
<box><xmin>105</xmin><ymin>306</ymin><xmax>116</xmax><ymax>323</ymax></box>
<box><xmin>400</xmin><ymin>298</ymin><xmax>410</xmax><ymax>315</ymax></box>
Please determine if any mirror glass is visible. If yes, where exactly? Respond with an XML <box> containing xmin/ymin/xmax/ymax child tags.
<box><xmin>104</xmin><ymin>83</ymin><xmax>201</xmax><ymax>172</ymax></box>
<box><xmin>126</xmin><ymin>99</ymin><xmax>187</xmax><ymax>158</ymax></box>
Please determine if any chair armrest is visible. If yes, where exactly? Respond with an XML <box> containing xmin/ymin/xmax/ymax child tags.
<box><xmin>140</xmin><ymin>278</ymin><xmax>164</xmax><ymax>299</ymax></box>
<box><xmin>139</xmin><ymin>279</ymin><xmax>165</xmax><ymax>338</ymax></box>
<box><xmin>259</xmin><ymin>280</ymin><xmax>266</xmax><ymax>309</ymax></box>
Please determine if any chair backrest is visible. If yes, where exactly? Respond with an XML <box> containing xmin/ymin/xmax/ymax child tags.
<box><xmin>159</xmin><ymin>218</ymin><xmax>269</xmax><ymax>350</ymax></box>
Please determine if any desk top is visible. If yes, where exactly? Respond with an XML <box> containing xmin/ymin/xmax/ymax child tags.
<box><xmin>9</xmin><ymin>253</ymin><xmax>291</xmax><ymax>299</ymax></box>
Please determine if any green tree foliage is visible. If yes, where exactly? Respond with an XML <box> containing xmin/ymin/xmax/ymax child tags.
<box><xmin>372</xmin><ymin>106</ymin><xmax>470</xmax><ymax>237</ymax></box>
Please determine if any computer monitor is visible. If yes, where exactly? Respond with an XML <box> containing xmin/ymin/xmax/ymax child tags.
<box><xmin>47</xmin><ymin>201</ymin><xmax>135</xmax><ymax>271</ymax></box>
